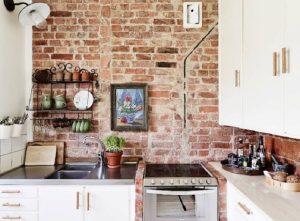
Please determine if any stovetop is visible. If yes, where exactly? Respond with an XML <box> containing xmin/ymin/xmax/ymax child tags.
<box><xmin>144</xmin><ymin>164</ymin><xmax>218</xmax><ymax>187</ymax></box>
<box><xmin>145</xmin><ymin>164</ymin><xmax>212</xmax><ymax>178</ymax></box>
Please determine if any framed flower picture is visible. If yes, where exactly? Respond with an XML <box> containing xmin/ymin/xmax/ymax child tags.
<box><xmin>111</xmin><ymin>84</ymin><xmax>148</xmax><ymax>131</ymax></box>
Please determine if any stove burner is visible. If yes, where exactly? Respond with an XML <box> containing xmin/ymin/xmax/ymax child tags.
<box><xmin>145</xmin><ymin>164</ymin><xmax>212</xmax><ymax>178</ymax></box>
<box><xmin>144</xmin><ymin>163</ymin><xmax>218</xmax><ymax>187</ymax></box>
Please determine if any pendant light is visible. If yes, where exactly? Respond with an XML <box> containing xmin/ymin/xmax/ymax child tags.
<box><xmin>3</xmin><ymin>0</ymin><xmax>50</xmax><ymax>30</ymax></box>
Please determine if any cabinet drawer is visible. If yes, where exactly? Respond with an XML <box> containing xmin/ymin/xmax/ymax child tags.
<box><xmin>0</xmin><ymin>187</ymin><xmax>37</xmax><ymax>198</ymax></box>
<box><xmin>227</xmin><ymin>182</ymin><xmax>271</xmax><ymax>221</ymax></box>
<box><xmin>0</xmin><ymin>212</ymin><xmax>37</xmax><ymax>221</ymax></box>
<box><xmin>0</xmin><ymin>199</ymin><xmax>37</xmax><ymax>212</ymax></box>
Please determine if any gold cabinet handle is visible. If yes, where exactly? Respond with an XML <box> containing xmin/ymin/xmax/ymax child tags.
<box><xmin>238</xmin><ymin>202</ymin><xmax>251</xmax><ymax>215</ymax></box>
<box><xmin>1</xmin><ymin>191</ymin><xmax>20</xmax><ymax>194</ymax></box>
<box><xmin>2</xmin><ymin>216</ymin><xmax>21</xmax><ymax>220</ymax></box>
<box><xmin>87</xmin><ymin>192</ymin><xmax>90</xmax><ymax>211</ymax></box>
<box><xmin>282</xmin><ymin>48</ymin><xmax>287</xmax><ymax>74</ymax></box>
<box><xmin>235</xmin><ymin>70</ymin><xmax>241</xmax><ymax>87</ymax></box>
<box><xmin>2</xmin><ymin>203</ymin><xmax>21</xmax><ymax>207</ymax></box>
<box><xmin>76</xmin><ymin>192</ymin><xmax>79</xmax><ymax>210</ymax></box>
<box><xmin>273</xmin><ymin>52</ymin><xmax>278</xmax><ymax>76</ymax></box>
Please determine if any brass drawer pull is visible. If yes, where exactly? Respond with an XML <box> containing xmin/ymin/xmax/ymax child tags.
<box><xmin>235</xmin><ymin>70</ymin><xmax>239</xmax><ymax>87</ymax></box>
<box><xmin>282</xmin><ymin>47</ymin><xmax>287</xmax><ymax>74</ymax></box>
<box><xmin>2</xmin><ymin>203</ymin><xmax>21</xmax><ymax>207</ymax></box>
<box><xmin>76</xmin><ymin>192</ymin><xmax>79</xmax><ymax>210</ymax></box>
<box><xmin>238</xmin><ymin>202</ymin><xmax>251</xmax><ymax>215</ymax></box>
<box><xmin>87</xmin><ymin>192</ymin><xmax>90</xmax><ymax>211</ymax></box>
<box><xmin>1</xmin><ymin>191</ymin><xmax>21</xmax><ymax>194</ymax></box>
<box><xmin>2</xmin><ymin>216</ymin><xmax>21</xmax><ymax>220</ymax></box>
<box><xmin>273</xmin><ymin>52</ymin><xmax>278</xmax><ymax>76</ymax></box>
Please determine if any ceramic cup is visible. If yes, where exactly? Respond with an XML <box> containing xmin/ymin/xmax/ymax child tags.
<box><xmin>64</xmin><ymin>72</ymin><xmax>72</xmax><ymax>81</ymax></box>
<box><xmin>72</xmin><ymin>72</ymin><xmax>81</xmax><ymax>81</ymax></box>
<box><xmin>81</xmin><ymin>71</ymin><xmax>91</xmax><ymax>81</ymax></box>
<box><xmin>56</xmin><ymin>72</ymin><xmax>64</xmax><ymax>82</ymax></box>
<box><xmin>41</xmin><ymin>95</ymin><xmax>52</xmax><ymax>110</ymax></box>
<box><xmin>54</xmin><ymin>95</ymin><xmax>67</xmax><ymax>109</ymax></box>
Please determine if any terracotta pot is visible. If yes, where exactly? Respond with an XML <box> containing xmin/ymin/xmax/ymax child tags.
<box><xmin>81</xmin><ymin>71</ymin><xmax>91</xmax><ymax>81</ymax></box>
<box><xmin>64</xmin><ymin>72</ymin><xmax>72</xmax><ymax>81</ymax></box>
<box><xmin>106</xmin><ymin>151</ymin><xmax>123</xmax><ymax>168</ymax></box>
<box><xmin>72</xmin><ymin>72</ymin><xmax>81</xmax><ymax>81</ymax></box>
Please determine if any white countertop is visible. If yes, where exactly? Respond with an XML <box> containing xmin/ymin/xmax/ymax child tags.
<box><xmin>209</xmin><ymin>162</ymin><xmax>300</xmax><ymax>221</ymax></box>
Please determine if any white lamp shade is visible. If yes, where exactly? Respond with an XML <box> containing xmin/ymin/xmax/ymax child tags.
<box><xmin>18</xmin><ymin>3</ymin><xmax>50</xmax><ymax>27</ymax></box>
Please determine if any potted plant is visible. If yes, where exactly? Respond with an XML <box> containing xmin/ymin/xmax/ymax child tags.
<box><xmin>12</xmin><ymin>113</ymin><xmax>28</xmax><ymax>137</ymax></box>
<box><xmin>104</xmin><ymin>135</ymin><xmax>125</xmax><ymax>168</ymax></box>
<box><xmin>0</xmin><ymin>117</ymin><xmax>13</xmax><ymax>139</ymax></box>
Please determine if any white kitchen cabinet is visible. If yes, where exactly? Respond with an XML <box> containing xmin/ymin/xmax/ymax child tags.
<box><xmin>0</xmin><ymin>212</ymin><xmax>37</xmax><ymax>221</ymax></box>
<box><xmin>38</xmin><ymin>186</ymin><xmax>84</xmax><ymax>221</ymax></box>
<box><xmin>85</xmin><ymin>185</ymin><xmax>135</xmax><ymax>221</ymax></box>
<box><xmin>219</xmin><ymin>0</ymin><xmax>244</xmax><ymax>127</ymax></box>
<box><xmin>243</xmin><ymin>0</ymin><xmax>285</xmax><ymax>135</ymax></box>
<box><xmin>0</xmin><ymin>186</ymin><xmax>38</xmax><ymax>221</ymax></box>
<box><xmin>227</xmin><ymin>182</ymin><xmax>272</xmax><ymax>221</ymax></box>
<box><xmin>283</xmin><ymin>0</ymin><xmax>300</xmax><ymax>139</ymax></box>
<box><xmin>38</xmin><ymin>185</ymin><xmax>135</xmax><ymax>221</ymax></box>
<box><xmin>219</xmin><ymin>0</ymin><xmax>300</xmax><ymax>139</ymax></box>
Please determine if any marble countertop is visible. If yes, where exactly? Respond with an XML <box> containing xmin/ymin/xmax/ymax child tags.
<box><xmin>0</xmin><ymin>163</ymin><xmax>138</xmax><ymax>185</ymax></box>
<box><xmin>209</xmin><ymin>162</ymin><xmax>300</xmax><ymax>221</ymax></box>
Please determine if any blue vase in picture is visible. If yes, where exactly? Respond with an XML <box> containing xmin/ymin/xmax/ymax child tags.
<box><xmin>126</xmin><ymin>113</ymin><xmax>135</xmax><ymax>124</ymax></box>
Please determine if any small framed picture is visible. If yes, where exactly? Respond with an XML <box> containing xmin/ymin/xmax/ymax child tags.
<box><xmin>111</xmin><ymin>84</ymin><xmax>148</xmax><ymax>131</ymax></box>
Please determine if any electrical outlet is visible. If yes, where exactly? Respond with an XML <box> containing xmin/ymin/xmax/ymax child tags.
<box><xmin>183</xmin><ymin>2</ymin><xmax>202</xmax><ymax>28</ymax></box>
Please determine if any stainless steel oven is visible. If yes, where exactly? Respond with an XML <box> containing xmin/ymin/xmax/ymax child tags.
<box><xmin>144</xmin><ymin>186</ymin><xmax>218</xmax><ymax>221</ymax></box>
<box><xmin>143</xmin><ymin>164</ymin><xmax>218</xmax><ymax>221</ymax></box>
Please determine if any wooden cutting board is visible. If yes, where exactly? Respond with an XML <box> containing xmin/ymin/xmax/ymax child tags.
<box><xmin>27</xmin><ymin>141</ymin><xmax>65</xmax><ymax>164</ymax></box>
<box><xmin>25</xmin><ymin>146</ymin><xmax>57</xmax><ymax>166</ymax></box>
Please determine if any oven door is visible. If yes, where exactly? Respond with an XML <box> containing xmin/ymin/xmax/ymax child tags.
<box><xmin>144</xmin><ymin>187</ymin><xmax>218</xmax><ymax>221</ymax></box>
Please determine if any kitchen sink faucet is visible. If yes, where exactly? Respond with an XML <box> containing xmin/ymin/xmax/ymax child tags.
<box><xmin>82</xmin><ymin>136</ymin><xmax>106</xmax><ymax>166</ymax></box>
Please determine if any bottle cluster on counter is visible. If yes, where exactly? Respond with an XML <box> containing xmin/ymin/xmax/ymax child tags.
<box><xmin>228</xmin><ymin>135</ymin><xmax>266</xmax><ymax>171</ymax></box>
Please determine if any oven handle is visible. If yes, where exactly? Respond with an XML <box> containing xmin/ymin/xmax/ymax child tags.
<box><xmin>146</xmin><ymin>189</ymin><xmax>216</xmax><ymax>196</ymax></box>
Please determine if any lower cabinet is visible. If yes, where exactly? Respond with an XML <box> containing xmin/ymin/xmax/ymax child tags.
<box><xmin>39</xmin><ymin>186</ymin><xmax>83</xmax><ymax>221</ymax></box>
<box><xmin>85</xmin><ymin>186</ymin><xmax>135</xmax><ymax>221</ymax></box>
<box><xmin>0</xmin><ymin>186</ymin><xmax>38</xmax><ymax>221</ymax></box>
<box><xmin>38</xmin><ymin>185</ymin><xmax>135</xmax><ymax>221</ymax></box>
<box><xmin>227</xmin><ymin>182</ymin><xmax>271</xmax><ymax>221</ymax></box>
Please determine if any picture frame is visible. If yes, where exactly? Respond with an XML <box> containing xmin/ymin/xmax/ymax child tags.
<box><xmin>111</xmin><ymin>84</ymin><xmax>148</xmax><ymax>131</ymax></box>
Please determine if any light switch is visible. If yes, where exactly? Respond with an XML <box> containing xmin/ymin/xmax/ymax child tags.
<box><xmin>183</xmin><ymin>2</ymin><xmax>202</xmax><ymax>28</ymax></box>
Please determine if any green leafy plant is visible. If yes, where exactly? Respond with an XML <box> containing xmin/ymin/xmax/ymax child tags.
<box><xmin>104</xmin><ymin>135</ymin><xmax>125</xmax><ymax>153</ymax></box>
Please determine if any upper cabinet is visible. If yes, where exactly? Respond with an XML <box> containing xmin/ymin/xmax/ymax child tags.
<box><xmin>219</xmin><ymin>0</ymin><xmax>300</xmax><ymax>139</ymax></box>
<box><xmin>284</xmin><ymin>0</ymin><xmax>300</xmax><ymax>138</ymax></box>
<box><xmin>219</xmin><ymin>0</ymin><xmax>243</xmax><ymax>127</ymax></box>
<box><xmin>243</xmin><ymin>0</ymin><xmax>285</xmax><ymax>135</ymax></box>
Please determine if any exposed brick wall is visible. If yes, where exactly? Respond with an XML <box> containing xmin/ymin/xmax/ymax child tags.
<box><xmin>32</xmin><ymin>0</ymin><xmax>259</xmax><ymax>164</ymax></box>
<box><xmin>264</xmin><ymin>134</ymin><xmax>300</xmax><ymax>175</ymax></box>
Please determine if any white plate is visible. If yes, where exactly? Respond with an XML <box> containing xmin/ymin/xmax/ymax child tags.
<box><xmin>73</xmin><ymin>91</ymin><xmax>94</xmax><ymax>110</ymax></box>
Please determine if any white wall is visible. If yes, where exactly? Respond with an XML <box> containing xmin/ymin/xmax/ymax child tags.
<box><xmin>0</xmin><ymin>1</ymin><xmax>32</xmax><ymax>117</ymax></box>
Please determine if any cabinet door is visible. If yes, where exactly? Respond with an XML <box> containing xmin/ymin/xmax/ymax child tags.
<box><xmin>227</xmin><ymin>182</ymin><xmax>272</xmax><ymax>221</ymax></box>
<box><xmin>243</xmin><ymin>0</ymin><xmax>285</xmax><ymax>135</ymax></box>
<box><xmin>85</xmin><ymin>185</ymin><xmax>135</xmax><ymax>221</ymax></box>
<box><xmin>38</xmin><ymin>186</ymin><xmax>84</xmax><ymax>221</ymax></box>
<box><xmin>284</xmin><ymin>0</ymin><xmax>300</xmax><ymax>139</ymax></box>
<box><xmin>219</xmin><ymin>0</ymin><xmax>243</xmax><ymax>127</ymax></box>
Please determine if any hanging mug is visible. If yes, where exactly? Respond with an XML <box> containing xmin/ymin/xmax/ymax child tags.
<box><xmin>54</xmin><ymin>95</ymin><xmax>67</xmax><ymax>109</ymax></box>
<box><xmin>42</xmin><ymin>95</ymin><xmax>52</xmax><ymax>110</ymax></box>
